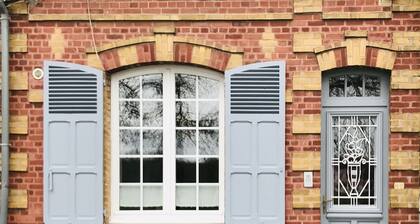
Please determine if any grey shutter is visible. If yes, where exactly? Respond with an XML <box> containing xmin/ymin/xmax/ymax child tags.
<box><xmin>225</xmin><ymin>61</ymin><xmax>285</xmax><ymax>224</ymax></box>
<box><xmin>43</xmin><ymin>61</ymin><xmax>103</xmax><ymax>224</ymax></box>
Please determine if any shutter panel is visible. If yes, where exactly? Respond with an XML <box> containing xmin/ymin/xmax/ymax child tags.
<box><xmin>226</xmin><ymin>61</ymin><xmax>285</xmax><ymax>224</ymax></box>
<box><xmin>43</xmin><ymin>61</ymin><xmax>103</xmax><ymax>224</ymax></box>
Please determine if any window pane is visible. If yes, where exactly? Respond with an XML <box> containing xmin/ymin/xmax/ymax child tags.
<box><xmin>346</xmin><ymin>75</ymin><xmax>363</xmax><ymax>97</ymax></box>
<box><xmin>199</xmin><ymin>158</ymin><xmax>219</xmax><ymax>183</ymax></box>
<box><xmin>143</xmin><ymin>130</ymin><xmax>163</xmax><ymax>155</ymax></box>
<box><xmin>176</xmin><ymin>130</ymin><xmax>196</xmax><ymax>155</ymax></box>
<box><xmin>143</xmin><ymin>158</ymin><xmax>163</xmax><ymax>183</ymax></box>
<box><xmin>120</xmin><ymin>186</ymin><xmax>140</xmax><ymax>210</ymax></box>
<box><xmin>176</xmin><ymin>74</ymin><xmax>196</xmax><ymax>99</ymax></box>
<box><xmin>120</xmin><ymin>158</ymin><xmax>140</xmax><ymax>183</ymax></box>
<box><xmin>119</xmin><ymin>129</ymin><xmax>140</xmax><ymax>155</ymax></box>
<box><xmin>199</xmin><ymin>130</ymin><xmax>219</xmax><ymax>155</ymax></box>
<box><xmin>176</xmin><ymin>186</ymin><xmax>196</xmax><ymax>210</ymax></box>
<box><xmin>143</xmin><ymin>186</ymin><xmax>163</xmax><ymax>210</ymax></box>
<box><xmin>176</xmin><ymin>158</ymin><xmax>196</xmax><ymax>183</ymax></box>
<box><xmin>143</xmin><ymin>101</ymin><xmax>163</xmax><ymax>127</ymax></box>
<box><xmin>198</xmin><ymin>77</ymin><xmax>218</xmax><ymax>99</ymax></box>
<box><xmin>329</xmin><ymin>75</ymin><xmax>345</xmax><ymax>97</ymax></box>
<box><xmin>119</xmin><ymin>77</ymin><xmax>140</xmax><ymax>99</ymax></box>
<box><xmin>365</xmin><ymin>76</ymin><xmax>380</xmax><ymax>97</ymax></box>
<box><xmin>142</xmin><ymin>74</ymin><xmax>163</xmax><ymax>99</ymax></box>
<box><xmin>199</xmin><ymin>101</ymin><xmax>218</xmax><ymax>127</ymax></box>
<box><xmin>199</xmin><ymin>186</ymin><xmax>218</xmax><ymax>210</ymax></box>
<box><xmin>119</xmin><ymin>101</ymin><xmax>140</xmax><ymax>127</ymax></box>
<box><xmin>176</xmin><ymin>101</ymin><xmax>196</xmax><ymax>127</ymax></box>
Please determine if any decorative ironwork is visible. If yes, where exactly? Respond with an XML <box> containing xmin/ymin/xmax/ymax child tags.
<box><xmin>332</xmin><ymin>115</ymin><xmax>377</xmax><ymax>206</ymax></box>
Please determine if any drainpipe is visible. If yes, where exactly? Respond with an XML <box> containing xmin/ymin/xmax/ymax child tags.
<box><xmin>0</xmin><ymin>1</ymin><xmax>9</xmax><ymax>224</ymax></box>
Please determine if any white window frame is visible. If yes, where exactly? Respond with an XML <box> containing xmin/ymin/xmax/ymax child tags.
<box><xmin>110</xmin><ymin>65</ymin><xmax>225</xmax><ymax>224</ymax></box>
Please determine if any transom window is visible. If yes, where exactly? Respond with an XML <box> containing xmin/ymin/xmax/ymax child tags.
<box><xmin>111</xmin><ymin>66</ymin><xmax>224</xmax><ymax>223</ymax></box>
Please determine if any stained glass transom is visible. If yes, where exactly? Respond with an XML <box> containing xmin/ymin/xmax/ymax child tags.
<box><xmin>331</xmin><ymin>115</ymin><xmax>377</xmax><ymax>206</ymax></box>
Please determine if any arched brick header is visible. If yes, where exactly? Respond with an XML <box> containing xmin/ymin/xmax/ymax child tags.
<box><xmin>86</xmin><ymin>35</ymin><xmax>244</xmax><ymax>72</ymax></box>
<box><xmin>315</xmin><ymin>38</ymin><xmax>397</xmax><ymax>71</ymax></box>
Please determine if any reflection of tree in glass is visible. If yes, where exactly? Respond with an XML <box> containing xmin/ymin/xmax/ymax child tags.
<box><xmin>119</xmin><ymin>77</ymin><xmax>140</xmax><ymax>98</ymax></box>
<box><xmin>143</xmin><ymin>130</ymin><xmax>163</xmax><ymax>155</ymax></box>
<box><xmin>176</xmin><ymin>130</ymin><xmax>196</xmax><ymax>155</ymax></box>
<box><xmin>143</xmin><ymin>102</ymin><xmax>163</xmax><ymax>127</ymax></box>
<box><xmin>176</xmin><ymin>102</ymin><xmax>196</xmax><ymax>127</ymax></box>
<box><xmin>120</xmin><ymin>129</ymin><xmax>140</xmax><ymax>155</ymax></box>
<box><xmin>176</xmin><ymin>74</ymin><xmax>195</xmax><ymax>99</ymax></box>
<box><xmin>199</xmin><ymin>110</ymin><xmax>218</xmax><ymax>127</ymax></box>
<box><xmin>199</xmin><ymin>130</ymin><xmax>218</xmax><ymax>155</ymax></box>
<box><xmin>143</xmin><ymin>75</ymin><xmax>163</xmax><ymax>98</ymax></box>
<box><xmin>365</xmin><ymin>76</ymin><xmax>380</xmax><ymax>96</ymax></box>
<box><xmin>347</xmin><ymin>75</ymin><xmax>363</xmax><ymax>97</ymax></box>
<box><xmin>119</xmin><ymin>101</ymin><xmax>140</xmax><ymax>126</ymax></box>
<box><xmin>329</xmin><ymin>76</ymin><xmax>345</xmax><ymax>97</ymax></box>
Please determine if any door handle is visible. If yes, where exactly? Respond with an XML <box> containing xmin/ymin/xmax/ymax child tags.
<box><xmin>48</xmin><ymin>170</ymin><xmax>53</xmax><ymax>191</ymax></box>
<box><xmin>322</xmin><ymin>195</ymin><xmax>333</xmax><ymax>214</ymax></box>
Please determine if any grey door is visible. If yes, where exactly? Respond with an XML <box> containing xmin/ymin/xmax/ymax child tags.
<box><xmin>43</xmin><ymin>61</ymin><xmax>103</xmax><ymax>224</ymax></box>
<box><xmin>321</xmin><ymin>68</ymin><xmax>389</xmax><ymax>224</ymax></box>
<box><xmin>225</xmin><ymin>61</ymin><xmax>285</xmax><ymax>224</ymax></box>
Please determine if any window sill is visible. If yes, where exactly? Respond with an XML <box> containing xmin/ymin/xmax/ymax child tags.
<box><xmin>110</xmin><ymin>213</ymin><xmax>224</xmax><ymax>224</ymax></box>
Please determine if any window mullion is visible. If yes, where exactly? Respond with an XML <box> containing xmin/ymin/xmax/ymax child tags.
<box><xmin>163</xmin><ymin>69</ymin><xmax>176</xmax><ymax>213</ymax></box>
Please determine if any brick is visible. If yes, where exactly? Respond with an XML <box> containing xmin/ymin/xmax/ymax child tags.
<box><xmin>390</xmin><ymin>113</ymin><xmax>420</xmax><ymax>132</ymax></box>
<box><xmin>117</xmin><ymin>45</ymin><xmax>139</xmax><ymax>66</ymax></box>
<box><xmin>50</xmin><ymin>28</ymin><xmax>65</xmax><ymax>59</ymax></box>
<box><xmin>8</xmin><ymin>189</ymin><xmax>27</xmax><ymax>209</ymax></box>
<box><xmin>393</xmin><ymin>32</ymin><xmax>420</xmax><ymax>51</ymax></box>
<box><xmin>293</xmin><ymin>114</ymin><xmax>321</xmax><ymax>134</ymax></box>
<box><xmin>153</xmin><ymin>23</ymin><xmax>176</xmax><ymax>34</ymax></box>
<box><xmin>294</xmin><ymin>0</ymin><xmax>322</xmax><ymax>13</ymax></box>
<box><xmin>0</xmin><ymin>33</ymin><xmax>27</xmax><ymax>53</ymax></box>
<box><xmin>0</xmin><ymin>116</ymin><xmax>28</xmax><ymax>135</ymax></box>
<box><xmin>316</xmin><ymin>50</ymin><xmax>337</xmax><ymax>71</ymax></box>
<box><xmin>391</xmin><ymin>70</ymin><xmax>420</xmax><ymax>89</ymax></box>
<box><xmin>322</xmin><ymin>12</ymin><xmax>392</xmax><ymax>20</ymax></box>
<box><xmin>292</xmin><ymin>188</ymin><xmax>320</xmax><ymax>208</ymax></box>
<box><xmin>285</xmin><ymin>89</ymin><xmax>293</xmax><ymax>103</ymax></box>
<box><xmin>259</xmin><ymin>27</ymin><xmax>277</xmax><ymax>58</ymax></box>
<box><xmin>293</xmin><ymin>32</ymin><xmax>322</xmax><ymax>53</ymax></box>
<box><xmin>292</xmin><ymin>151</ymin><xmax>320</xmax><ymax>171</ymax></box>
<box><xmin>0</xmin><ymin>71</ymin><xmax>28</xmax><ymax>90</ymax></box>
<box><xmin>8</xmin><ymin>2</ymin><xmax>28</xmax><ymax>14</ymax></box>
<box><xmin>0</xmin><ymin>152</ymin><xmax>28</xmax><ymax>172</ymax></box>
<box><xmin>87</xmin><ymin>37</ymin><xmax>155</xmax><ymax>53</ymax></box>
<box><xmin>155</xmin><ymin>34</ymin><xmax>174</xmax><ymax>61</ymax></box>
<box><xmin>346</xmin><ymin>38</ymin><xmax>367</xmax><ymax>66</ymax></box>
<box><xmin>191</xmin><ymin>45</ymin><xmax>212</xmax><ymax>67</ymax></box>
<box><xmin>390</xmin><ymin>188</ymin><xmax>420</xmax><ymax>208</ymax></box>
<box><xmin>28</xmin><ymin>89</ymin><xmax>43</xmax><ymax>103</ymax></box>
<box><xmin>292</xmin><ymin>71</ymin><xmax>321</xmax><ymax>90</ymax></box>
<box><xmin>392</xmin><ymin>0</ymin><xmax>420</xmax><ymax>11</ymax></box>
<box><xmin>87</xmin><ymin>53</ymin><xmax>104</xmax><ymax>70</ymax></box>
<box><xmin>375</xmin><ymin>49</ymin><xmax>396</xmax><ymax>70</ymax></box>
<box><xmin>344</xmin><ymin>30</ymin><xmax>368</xmax><ymax>38</ymax></box>
<box><xmin>226</xmin><ymin>54</ymin><xmax>243</xmax><ymax>71</ymax></box>
<box><xmin>390</xmin><ymin>151</ymin><xmax>419</xmax><ymax>171</ymax></box>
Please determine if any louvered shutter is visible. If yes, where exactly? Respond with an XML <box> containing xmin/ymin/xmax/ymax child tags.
<box><xmin>225</xmin><ymin>61</ymin><xmax>285</xmax><ymax>224</ymax></box>
<box><xmin>43</xmin><ymin>61</ymin><xmax>103</xmax><ymax>224</ymax></box>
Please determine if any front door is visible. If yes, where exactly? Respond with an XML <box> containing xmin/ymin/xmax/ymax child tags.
<box><xmin>321</xmin><ymin>68</ymin><xmax>389</xmax><ymax>224</ymax></box>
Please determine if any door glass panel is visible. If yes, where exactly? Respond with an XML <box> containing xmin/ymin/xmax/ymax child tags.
<box><xmin>331</xmin><ymin>115</ymin><xmax>377</xmax><ymax>206</ymax></box>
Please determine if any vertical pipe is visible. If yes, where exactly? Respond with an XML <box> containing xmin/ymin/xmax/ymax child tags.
<box><xmin>0</xmin><ymin>2</ymin><xmax>9</xmax><ymax>224</ymax></box>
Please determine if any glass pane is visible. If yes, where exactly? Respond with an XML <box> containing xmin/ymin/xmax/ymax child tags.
<box><xmin>176</xmin><ymin>74</ymin><xmax>196</xmax><ymax>99</ymax></box>
<box><xmin>176</xmin><ymin>130</ymin><xmax>196</xmax><ymax>155</ymax></box>
<box><xmin>143</xmin><ymin>158</ymin><xmax>163</xmax><ymax>183</ymax></box>
<box><xmin>329</xmin><ymin>75</ymin><xmax>345</xmax><ymax>97</ymax></box>
<box><xmin>176</xmin><ymin>158</ymin><xmax>196</xmax><ymax>183</ymax></box>
<box><xmin>198</xmin><ymin>76</ymin><xmax>218</xmax><ymax>99</ymax></box>
<box><xmin>199</xmin><ymin>101</ymin><xmax>219</xmax><ymax>127</ymax></box>
<box><xmin>199</xmin><ymin>158</ymin><xmax>219</xmax><ymax>183</ymax></box>
<box><xmin>199</xmin><ymin>130</ymin><xmax>219</xmax><ymax>155</ymax></box>
<box><xmin>120</xmin><ymin>186</ymin><xmax>140</xmax><ymax>210</ymax></box>
<box><xmin>143</xmin><ymin>186</ymin><xmax>163</xmax><ymax>210</ymax></box>
<box><xmin>120</xmin><ymin>158</ymin><xmax>140</xmax><ymax>183</ymax></box>
<box><xmin>365</xmin><ymin>76</ymin><xmax>380</xmax><ymax>97</ymax></box>
<box><xmin>119</xmin><ymin>101</ymin><xmax>140</xmax><ymax>127</ymax></box>
<box><xmin>199</xmin><ymin>186</ymin><xmax>218</xmax><ymax>210</ymax></box>
<box><xmin>119</xmin><ymin>129</ymin><xmax>140</xmax><ymax>155</ymax></box>
<box><xmin>176</xmin><ymin>101</ymin><xmax>196</xmax><ymax>127</ymax></box>
<box><xmin>346</xmin><ymin>74</ymin><xmax>363</xmax><ymax>97</ymax></box>
<box><xmin>176</xmin><ymin>186</ymin><xmax>196</xmax><ymax>210</ymax></box>
<box><xmin>119</xmin><ymin>77</ymin><xmax>140</xmax><ymax>99</ymax></box>
<box><xmin>143</xmin><ymin>130</ymin><xmax>163</xmax><ymax>155</ymax></box>
<box><xmin>142</xmin><ymin>74</ymin><xmax>163</xmax><ymax>99</ymax></box>
<box><xmin>143</xmin><ymin>101</ymin><xmax>163</xmax><ymax>127</ymax></box>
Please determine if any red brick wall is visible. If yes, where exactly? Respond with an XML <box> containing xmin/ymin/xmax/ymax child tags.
<box><xmin>6</xmin><ymin>0</ymin><xmax>420</xmax><ymax>223</ymax></box>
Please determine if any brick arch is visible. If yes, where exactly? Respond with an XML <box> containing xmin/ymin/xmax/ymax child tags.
<box><xmin>86</xmin><ymin>36</ymin><xmax>244</xmax><ymax>72</ymax></box>
<box><xmin>315</xmin><ymin>38</ymin><xmax>397</xmax><ymax>71</ymax></box>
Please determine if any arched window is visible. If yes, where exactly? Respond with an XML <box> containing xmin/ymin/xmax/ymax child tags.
<box><xmin>321</xmin><ymin>67</ymin><xmax>389</xmax><ymax>224</ymax></box>
<box><xmin>110</xmin><ymin>65</ymin><xmax>224</xmax><ymax>223</ymax></box>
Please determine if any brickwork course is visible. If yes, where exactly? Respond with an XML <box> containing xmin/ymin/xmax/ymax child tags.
<box><xmin>2</xmin><ymin>0</ymin><xmax>420</xmax><ymax>223</ymax></box>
